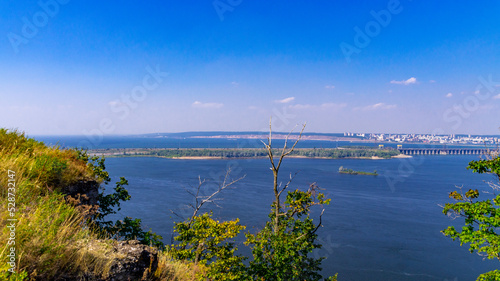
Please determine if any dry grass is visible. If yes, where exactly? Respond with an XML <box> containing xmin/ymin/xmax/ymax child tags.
<box><xmin>0</xmin><ymin>129</ymin><xmax>202</xmax><ymax>280</ymax></box>
<box><xmin>0</xmin><ymin>130</ymin><xmax>103</xmax><ymax>279</ymax></box>
<box><xmin>153</xmin><ymin>250</ymin><xmax>205</xmax><ymax>281</ymax></box>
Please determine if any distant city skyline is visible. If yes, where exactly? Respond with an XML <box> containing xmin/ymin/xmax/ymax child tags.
<box><xmin>1</xmin><ymin>1</ymin><xmax>500</xmax><ymax>135</ymax></box>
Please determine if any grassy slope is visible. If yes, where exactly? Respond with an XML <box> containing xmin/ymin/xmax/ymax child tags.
<box><xmin>0</xmin><ymin>130</ymin><xmax>197</xmax><ymax>280</ymax></box>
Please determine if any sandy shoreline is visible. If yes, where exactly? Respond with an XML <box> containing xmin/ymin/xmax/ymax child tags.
<box><xmin>391</xmin><ymin>154</ymin><xmax>413</xmax><ymax>158</ymax></box>
<box><xmin>171</xmin><ymin>156</ymin><xmax>223</xmax><ymax>160</ymax></box>
<box><xmin>90</xmin><ymin>150</ymin><xmax>411</xmax><ymax>160</ymax></box>
<box><xmin>168</xmin><ymin>154</ymin><xmax>411</xmax><ymax>160</ymax></box>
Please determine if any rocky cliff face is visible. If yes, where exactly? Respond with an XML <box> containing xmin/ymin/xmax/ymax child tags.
<box><xmin>53</xmin><ymin>240</ymin><xmax>159</xmax><ymax>281</ymax></box>
<box><xmin>64</xmin><ymin>180</ymin><xmax>100</xmax><ymax>218</ymax></box>
<box><xmin>59</xmin><ymin>181</ymin><xmax>159</xmax><ymax>281</ymax></box>
<box><xmin>105</xmin><ymin>240</ymin><xmax>159</xmax><ymax>281</ymax></box>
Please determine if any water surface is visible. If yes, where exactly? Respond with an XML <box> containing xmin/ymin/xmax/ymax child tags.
<box><xmin>102</xmin><ymin>155</ymin><xmax>498</xmax><ymax>280</ymax></box>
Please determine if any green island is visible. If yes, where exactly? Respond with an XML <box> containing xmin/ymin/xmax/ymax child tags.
<box><xmin>338</xmin><ymin>166</ymin><xmax>378</xmax><ymax>176</ymax></box>
<box><xmin>89</xmin><ymin>147</ymin><xmax>401</xmax><ymax>159</ymax></box>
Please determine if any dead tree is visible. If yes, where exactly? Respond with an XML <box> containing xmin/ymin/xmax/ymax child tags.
<box><xmin>261</xmin><ymin>118</ymin><xmax>306</xmax><ymax>233</ymax></box>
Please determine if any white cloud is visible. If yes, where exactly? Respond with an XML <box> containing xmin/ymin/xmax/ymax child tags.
<box><xmin>289</xmin><ymin>104</ymin><xmax>312</xmax><ymax>110</ymax></box>
<box><xmin>325</xmin><ymin>85</ymin><xmax>335</xmax><ymax>89</ymax></box>
<box><xmin>275</xmin><ymin>97</ymin><xmax>295</xmax><ymax>103</ymax></box>
<box><xmin>446</xmin><ymin>93</ymin><xmax>453</xmax><ymax>98</ymax></box>
<box><xmin>231</xmin><ymin>81</ymin><xmax>239</xmax><ymax>86</ymax></box>
<box><xmin>355</xmin><ymin>103</ymin><xmax>397</xmax><ymax>111</ymax></box>
<box><xmin>288</xmin><ymin>103</ymin><xmax>346</xmax><ymax>110</ymax></box>
<box><xmin>429</xmin><ymin>80</ymin><xmax>436</xmax><ymax>83</ymax></box>
<box><xmin>493</xmin><ymin>94</ymin><xmax>500</xmax><ymax>100</ymax></box>
<box><xmin>390</xmin><ymin>77</ymin><xmax>417</xmax><ymax>85</ymax></box>
<box><xmin>192</xmin><ymin>101</ymin><xmax>224</xmax><ymax>109</ymax></box>
<box><xmin>248</xmin><ymin>105</ymin><xmax>258</xmax><ymax>110</ymax></box>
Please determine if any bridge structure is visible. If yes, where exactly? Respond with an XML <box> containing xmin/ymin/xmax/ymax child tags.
<box><xmin>397</xmin><ymin>148</ymin><xmax>489</xmax><ymax>155</ymax></box>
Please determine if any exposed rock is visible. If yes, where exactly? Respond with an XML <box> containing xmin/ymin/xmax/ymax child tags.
<box><xmin>63</xmin><ymin>180</ymin><xmax>100</xmax><ymax>218</ymax></box>
<box><xmin>105</xmin><ymin>240</ymin><xmax>158</xmax><ymax>281</ymax></box>
<box><xmin>60</xmin><ymin>182</ymin><xmax>158</xmax><ymax>280</ymax></box>
<box><xmin>52</xmin><ymin>240</ymin><xmax>158</xmax><ymax>281</ymax></box>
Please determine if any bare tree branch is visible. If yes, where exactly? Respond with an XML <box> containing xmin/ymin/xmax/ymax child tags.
<box><xmin>170</xmin><ymin>168</ymin><xmax>245</xmax><ymax>224</ymax></box>
<box><xmin>188</xmin><ymin>169</ymin><xmax>246</xmax><ymax>224</ymax></box>
<box><xmin>278</xmin><ymin>172</ymin><xmax>300</xmax><ymax>198</ymax></box>
<box><xmin>275</xmin><ymin>123</ymin><xmax>306</xmax><ymax>172</ymax></box>
<box><xmin>312</xmin><ymin>208</ymin><xmax>325</xmax><ymax>234</ymax></box>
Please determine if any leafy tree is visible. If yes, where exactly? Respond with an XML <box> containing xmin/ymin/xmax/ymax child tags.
<box><xmin>154</xmin><ymin>122</ymin><xmax>338</xmax><ymax>280</ymax></box>
<box><xmin>245</xmin><ymin>184</ymin><xmax>333</xmax><ymax>280</ymax></box>
<box><xmin>169</xmin><ymin>170</ymin><xmax>249</xmax><ymax>280</ymax></box>
<box><xmin>245</xmin><ymin>121</ymin><xmax>337</xmax><ymax>281</ymax></box>
<box><xmin>76</xmin><ymin>149</ymin><xmax>164</xmax><ymax>249</ymax></box>
<box><xmin>170</xmin><ymin>212</ymin><xmax>248</xmax><ymax>280</ymax></box>
<box><xmin>442</xmin><ymin>153</ymin><xmax>500</xmax><ymax>280</ymax></box>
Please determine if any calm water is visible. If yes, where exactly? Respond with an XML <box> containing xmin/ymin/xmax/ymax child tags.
<box><xmin>33</xmin><ymin>136</ymin><xmax>499</xmax><ymax>279</ymax></box>
<box><xmin>33</xmin><ymin>135</ymin><xmax>490</xmax><ymax>150</ymax></box>
<box><xmin>102</xmin><ymin>155</ymin><xmax>498</xmax><ymax>281</ymax></box>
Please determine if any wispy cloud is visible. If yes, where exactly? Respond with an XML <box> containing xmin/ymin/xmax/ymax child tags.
<box><xmin>355</xmin><ymin>102</ymin><xmax>397</xmax><ymax>111</ymax></box>
<box><xmin>493</xmin><ymin>94</ymin><xmax>500</xmax><ymax>100</ymax></box>
<box><xmin>429</xmin><ymin>80</ymin><xmax>436</xmax><ymax>83</ymax></box>
<box><xmin>325</xmin><ymin>85</ymin><xmax>335</xmax><ymax>89</ymax></box>
<box><xmin>288</xmin><ymin>104</ymin><xmax>312</xmax><ymax>110</ymax></box>
<box><xmin>446</xmin><ymin>93</ymin><xmax>453</xmax><ymax>98</ymax></box>
<box><xmin>192</xmin><ymin>101</ymin><xmax>224</xmax><ymax>109</ymax></box>
<box><xmin>390</xmin><ymin>77</ymin><xmax>417</xmax><ymax>85</ymax></box>
<box><xmin>231</xmin><ymin>81</ymin><xmax>239</xmax><ymax>86</ymax></box>
<box><xmin>289</xmin><ymin>103</ymin><xmax>346</xmax><ymax>110</ymax></box>
<box><xmin>275</xmin><ymin>97</ymin><xmax>295</xmax><ymax>103</ymax></box>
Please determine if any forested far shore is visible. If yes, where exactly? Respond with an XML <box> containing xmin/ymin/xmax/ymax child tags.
<box><xmin>88</xmin><ymin>147</ymin><xmax>401</xmax><ymax>159</ymax></box>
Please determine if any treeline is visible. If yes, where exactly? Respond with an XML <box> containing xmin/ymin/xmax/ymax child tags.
<box><xmin>121</xmin><ymin>147</ymin><xmax>399</xmax><ymax>159</ymax></box>
<box><xmin>338</xmin><ymin>166</ymin><xmax>378</xmax><ymax>176</ymax></box>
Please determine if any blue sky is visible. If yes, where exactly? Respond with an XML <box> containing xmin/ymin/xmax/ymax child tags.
<box><xmin>1</xmin><ymin>0</ymin><xmax>500</xmax><ymax>135</ymax></box>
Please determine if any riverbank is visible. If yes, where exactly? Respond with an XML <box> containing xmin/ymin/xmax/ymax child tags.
<box><xmin>88</xmin><ymin>147</ymin><xmax>402</xmax><ymax>160</ymax></box>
